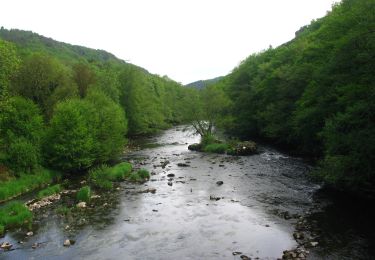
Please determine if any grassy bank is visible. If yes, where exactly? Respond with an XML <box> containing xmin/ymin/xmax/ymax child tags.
<box><xmin>89</xmin><ymin>162</ymin><xmax>150</xmax><ymax>190</ymax></box>
<box><xmin>0</xmin><ymin>201</ymin><xmax>32</xmax><ymax>236</ymax></box>
<box><xmin>0</xmin><ymin>168</ymin><xmax>60</xmax><ymax>203</ymax></box>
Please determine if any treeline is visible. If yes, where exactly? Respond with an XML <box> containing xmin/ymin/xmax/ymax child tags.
<box><xmin>215</xmin><ymin>0</ymin><xmax>375</xmax><ymax>195</ymax></box>
<box><xmin>0</xmin><ymin>28</ymin><xmax>196</xmax><ymax>174</ymax></box>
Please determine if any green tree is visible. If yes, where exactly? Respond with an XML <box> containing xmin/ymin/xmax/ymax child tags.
<box><xmin>45</xmin><ymin>99</ymin><xmax>96</xmax><ymax>171</ymax></box>
<box><xmin>73</xmin><ymin>62</ymin><xmax>96</xmax><ymax>98</ymax></box>
<box><xmin>0</xmin><ymin>96</ymin><xmax>44</xmax><ymax>172</ymax></box>
<box><xmin>86</xmin><ymin>90</ymin><xmax>127</xmax><ymax>163</ymax></box>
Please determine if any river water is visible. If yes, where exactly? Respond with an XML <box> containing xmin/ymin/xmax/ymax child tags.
<box><xmin>1</xmin><ymin>126</ymin><xmax>374</xmax><ymax>259</ymax></box>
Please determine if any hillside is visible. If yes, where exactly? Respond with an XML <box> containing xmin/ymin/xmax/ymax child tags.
<box><xmin>216</xmin><ymin>0</ymin><xmax>375</xmax><ymax>196</ymax></box>
<box><xmin>185</xmin><ymin>76</ymin><xmax>223</xmax><ymax>89</ymax></box>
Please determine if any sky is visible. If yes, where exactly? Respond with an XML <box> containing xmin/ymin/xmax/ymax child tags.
<box><xmin>0</xmin><ymin>0</ymin><xmax>337</xmax><ymax>84</ymax></box>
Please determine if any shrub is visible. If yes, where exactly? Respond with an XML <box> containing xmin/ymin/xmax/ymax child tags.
<box><xmin>0</xmin><ymin>201</ymin><xmax>33</xmax><ymax>232</ymax></box>
<box><xmin>136</xmin><ymin>169</ymin><xmax>150</xmax><ymax>179</ymax></box>
<box><xmin>128</xmin><ymin>173</ymin><xmax>142</xmax><ymax>182</ymax></box>
<box><xmin>109</xmin><ymin>162</ymin><xmax>132</xmax><ymax>181</ymax></box>
<box><xmin>88</xmin><ymin>165</ymin><xmax>113</xmax><ymax>190</ymax></box>
<box><xmin>77</xmin><ymin>186</ymin><xmax>91</xmax><ymax>202</ymax></box>
<box><xmin>37</xmin><ymin>184</ymin><xmax>61</xmax><ymax>199</ymax></box>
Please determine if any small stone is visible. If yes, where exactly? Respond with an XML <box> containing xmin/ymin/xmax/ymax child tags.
<box><xmin>310</xmin><ymin>241</ymin><xmax>318</xmax><ymax>247</ymax></box>
<box><xmin>63</xmin><ymin>239</ymin><xmax>71</xmax><ymax>247</ymax></box>
<box><xmin>232</xmin><ymin>251</ymin><xmax>242</xmax><ymax>255</ymax></box>
<box><xmin>76</xmin><ymin>202</ymin><xmax>86</xmax><ymax>208</ymax></box>
<box><xmin>240</xmin><ymin>255</ymin><xmax>251</xmax><ymax>260</ymax></box>
<box><xmin>216</xmin><ymin>181</ymin><xmax>224</xmax><ymax>185</ymax></box>
<box><xmin>0</xmin><ymin>242</ymin><xmax>12</xmax><ymax>250</ymax></box>
<box><xmin>26</xmin><ymin>231</ymin><xmax>34</xmax><ymax>236</ymax></box>
<box><xmin>177</xmin><ymin>163</ymin><xmax>189</xmax><ymax>167</ymax></box>
<box><xmin>167</xmin><ymin>173</ymin><xmax>175</xmax><ymax>177</ymax></box>
<box><xmin>31</xmin><ymin>243</ymin><xmax>39</xmax><ymax>249</ymax></box>
<box><xmin>90</xmin><ymin>195</ymin><xmax>101</xmax><ymax>199</ymax></box>
<box><xmin>152</xmin><ymin>209</ymin><xmax>158</xmax><ymax>212</ymax></box>
<box><xmin>168</xmin><ymin>181</ymin><xmax>173</xmax><ymax>186</ymax></box>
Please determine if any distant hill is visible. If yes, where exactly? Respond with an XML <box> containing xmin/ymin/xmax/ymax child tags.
<box><xmin>0</xmin><ymin>27</ymin><xmax>132</xmax><ymax>67</ymax></box>
<box><xmin>185</xmin><ymin>76</ymin><xmax>223</xmax><ymax>89</ymax></box>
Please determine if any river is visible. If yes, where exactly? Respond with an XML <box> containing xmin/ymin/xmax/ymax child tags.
<box><xmin>1</xmin><ymin>126</ymin><xmax>374</xmax><ymax>259</ymax></box>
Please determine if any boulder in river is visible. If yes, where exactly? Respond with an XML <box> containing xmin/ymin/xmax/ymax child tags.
<box><xmin>188</xmin><ymin>143</ymin><xmax>202</xmax><ymax>151</ymax></box>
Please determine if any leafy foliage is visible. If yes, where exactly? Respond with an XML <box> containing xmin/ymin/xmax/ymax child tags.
<box><xmin>217</xmin><ymin>0</ymin><xmax>375</xmax><ymax>194</ymax></box>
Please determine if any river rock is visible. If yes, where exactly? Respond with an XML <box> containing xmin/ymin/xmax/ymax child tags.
<box><xmin>177</xmin><ymin>163</ymin><xmax>190</xmax><ymax>167</ymax></box>
<box><xmin>216</xmin><ymin>181</ymin><xmax>224</xmax><ymax>185</ymax></box>
<box><xmin>0</xmin><ymin>242</ymin><xmax>12</xmax><ymax>250</ymax></box>
<box><xmin>76</xmin><ymin>202</ymin><xmax>86</xmax><ymax>208</ymax></box>
<box><xmin>232</xmin><ymin>251</ymin><xmax>242</xmax><ymax>255</ymax></box>
<box><xmin>167</xmin><ymin>173</ymin><xmax>175</xmax><ymax>177</ymax></box>
<box><xmin>63</xmin><ymin>239</ymin><xmax>71</xmax><ymax>247</ymax></box>
<box><xmin>240</xmin><ymin>255</ymin><xmax>250</xmax><ymax>260</ymax></box>
<box><xmin>168</xmin><ymin>181</ymin><xmax>173</xmax><ymax>186</ymax></box>
<box><xmin>26</xmin><ymin>231</ymin><xmax>34</xmax><ymax>236</ymax></box>
<box><xmin>293</xmin><ymin>232</ymin><xmax>304</xmax><ymax>240</ymax></box>
<box><xmin>310</xmin><ymin>241</ymin><xmax>318</xmax><ymax>247</ymax></box>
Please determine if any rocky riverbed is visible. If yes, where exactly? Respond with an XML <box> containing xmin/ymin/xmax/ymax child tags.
<box><xmin>1</xmin><ymin>126</ymin><xmax>374</xmax><ymax>259</ymax></box>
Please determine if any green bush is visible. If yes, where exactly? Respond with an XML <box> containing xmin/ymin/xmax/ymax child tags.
<box><xmin>77</xmin><ymin>186</ymin><xmax>91</xmax><ymax>202</ymax></box>
<box><xmin>0</xmin><ymin>168</ymin><xmax>58</xmax><ymax>202</ymax></box>
<box><xmin>136</xmin><ymin>169</ymin><xmax>150</xmax><ymax>179</ymax></box>
<box><xmin>37</xmin><ymin>184</ymin><xmax>61</xmax><ymax>199</ymax></box>
<box><xmin>0</xmin><ymin>201</ymin><xmax>33</xmax><ymax>232</ymax></box>
<box><xmin>128</xmin><ymin>173</ymin><xmax>142</xmax><ymax>182</ymax></box>
<box><xmin>203</xmin><ymin>143</ymin><xmax>229</xmax><ymax>154</ymax></box>
<box><xmin>88</xmin><ymin>165</ymin><xmax>113</xmax><ymax>190</ymax></box>
<box><xmin>109</xmin><ymin>162</ymin><xmax>132</xmax><ymax>181</ymax></box>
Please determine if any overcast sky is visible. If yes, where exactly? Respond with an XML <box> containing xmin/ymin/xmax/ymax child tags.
<box><xmin>0</xmin><ymin>0</ymin><xmax>337</xmax><ymax>84</ymax></box>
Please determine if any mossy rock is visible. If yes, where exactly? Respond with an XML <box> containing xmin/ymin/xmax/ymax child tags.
<box><xmin>227</xmin><ymin>141</ymin><xmax>257</xmax><ymax>156</ymax></box>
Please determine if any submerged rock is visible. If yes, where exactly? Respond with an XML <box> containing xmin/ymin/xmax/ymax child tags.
<box><xmin>216</xmin><ymin>181</ymin><xmax>224</xmax><ymax>185</ymax></box>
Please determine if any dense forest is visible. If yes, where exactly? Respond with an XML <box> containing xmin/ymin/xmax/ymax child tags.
<box><xmin>0</xmin><ymin>27</ymin><xmax>196</xmax><ymax>176</ymax></box>
<box><xmin>211</xmin><ymin>0</ymin><xmax>375</xmax><ymax>196</ymax></box>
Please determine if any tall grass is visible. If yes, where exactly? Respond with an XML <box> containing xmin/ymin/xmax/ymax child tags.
<box><xmin>89</xmin><ymin>162</ymin><xmax>133</xmax><ymax>190</ymax></box>
<box><xmin>0</xmin><ymin>168</ymin><xmax>60</xmax><ymax>202</ymax></box>
<box><xmin>76</xmin><ymin>186</ymin><xmax>91</xmax><ymax>202</ymax></box>
<box><xmin>203</xmin><ymin>143</ymin><xmax>229</xmax><ymax>154</ymax></box>
<box><xmin>37</xmin><ymin>184</ymin><xmax>62</xmax><ymax>199</ymax></box>
<box><xmin>0</xmin><ymin>201</ymin><xmax>33</xmax><ymax>235</ymax></box>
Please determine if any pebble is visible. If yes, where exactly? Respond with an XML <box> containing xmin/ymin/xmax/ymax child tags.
<box><xmin>216</xmin><ymin>181</ymin><xmax>224</xmax><ymax>185</ymax></box>
<box><xmin>76</xmin><ymin>202</ymin><xmax>86</xmax><ymax>208</ymax></box>
<box><xmin>26</xmin><ymin>231</ymin><xmax>34</xmax><ymax>236</ymax></box>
